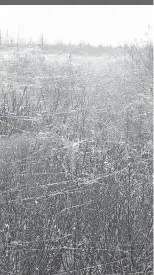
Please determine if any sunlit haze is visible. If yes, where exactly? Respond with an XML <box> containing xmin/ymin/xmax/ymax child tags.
<box><xmin>0</xmin><ymin>5</ymin><xmax>152</xmax><ymax>46</ymax></box>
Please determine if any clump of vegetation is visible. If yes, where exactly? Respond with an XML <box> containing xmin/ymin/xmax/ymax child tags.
<box><xmin>0</xmin><ymin>39</ymin><xmax>153</xmax><ymax>275</ymax></box>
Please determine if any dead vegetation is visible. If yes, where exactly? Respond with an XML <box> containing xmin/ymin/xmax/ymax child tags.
<box><xmin>0</xmin><ymin>42</ymin><xmax>153</xmax><ymax>275</ymax></box>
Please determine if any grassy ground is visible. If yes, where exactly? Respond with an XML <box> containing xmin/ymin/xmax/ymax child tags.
<box><xmin>0</xmin><ymin>44</ymin><xmax>153</xmax><ymax>275</ymax></box>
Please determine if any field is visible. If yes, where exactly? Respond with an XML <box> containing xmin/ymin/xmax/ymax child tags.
<box><xmin>0</xmin><ymin>44</ymin><xmax>153</xmax><ymax>275</ymax></box>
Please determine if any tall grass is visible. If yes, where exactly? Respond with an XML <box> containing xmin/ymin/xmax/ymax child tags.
<box><xmin>0</xmin><ymin>42</ymin><xmax>153</xmax><ymax>275</ymax></box>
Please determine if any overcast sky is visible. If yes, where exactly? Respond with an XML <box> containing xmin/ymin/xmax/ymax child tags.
<box><xmin>0</xmin><ymin>5</ymin><xmax>152</xmax><ymax>46</ymax></box>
